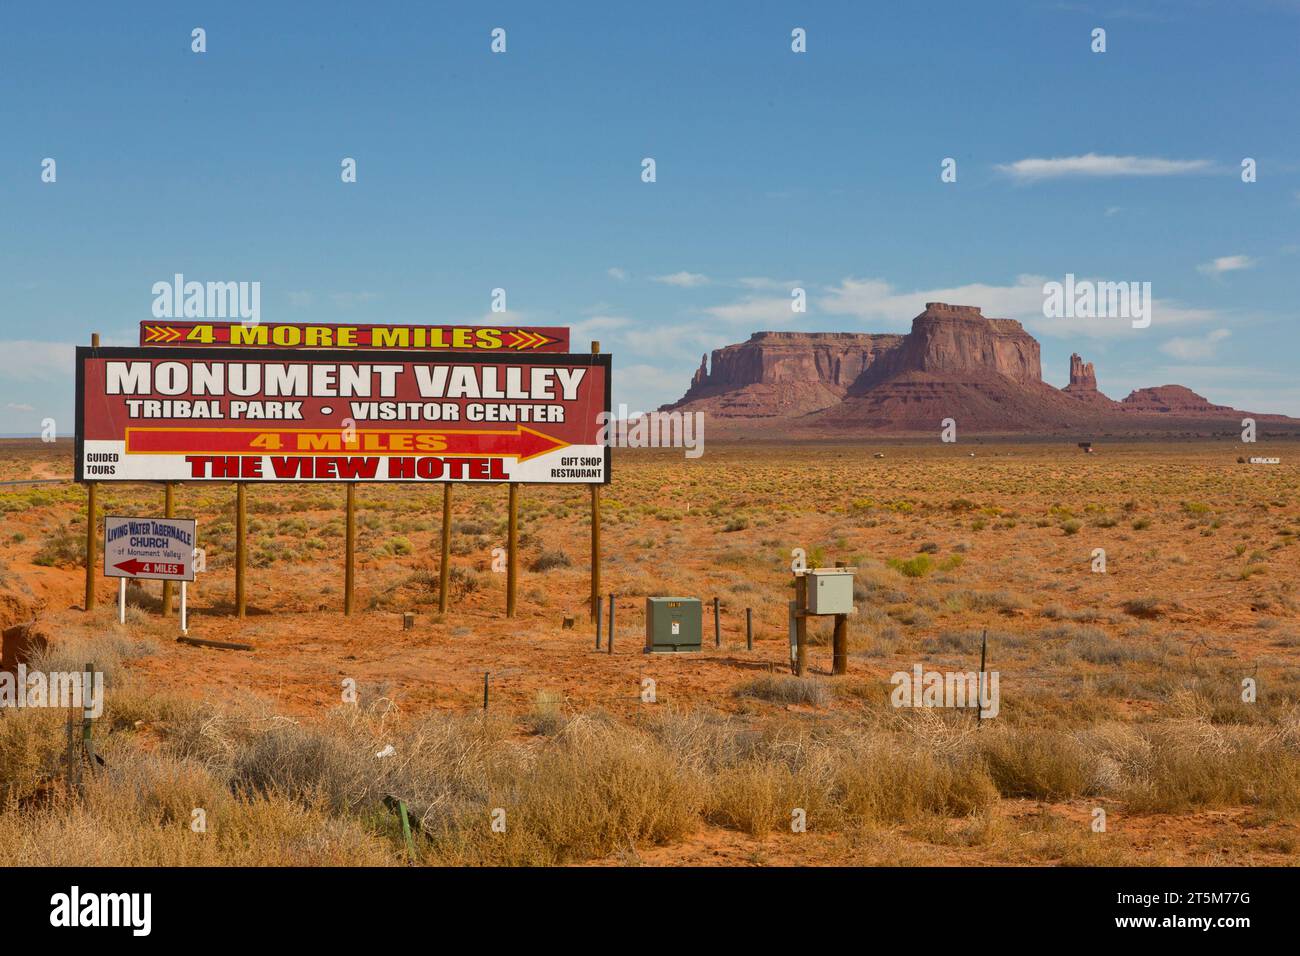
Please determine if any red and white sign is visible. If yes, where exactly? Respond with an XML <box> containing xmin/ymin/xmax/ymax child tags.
<box><xmin>77</xmin><ymin>347</ymin><xmax>610</xmax><ymax>484</ymax></box>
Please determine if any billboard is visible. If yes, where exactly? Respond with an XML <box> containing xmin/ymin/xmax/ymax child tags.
<box><xmin>77</xmin><ymin>348</ymin><xmax>610</xmax><ymax>484</ymax></box>
<box><xmin>139</xmin><ymin>321</ymin><xmax>569</xmax><ymax>353</ymax></box>
<box><xmin>104</xmin><ymin>516</ymin><xmax>198</xmax><ymax>581</ymax></box>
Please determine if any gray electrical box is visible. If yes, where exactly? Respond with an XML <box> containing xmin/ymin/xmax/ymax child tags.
<box><xmin>806</xmin><ymin>567</ymin><xmax>856</xmax><ymax>615</ymax></box>
<box><xmin>645</xmin><ymin>597</ymin><xmax>702</xmax><ymax>653</ymax></box>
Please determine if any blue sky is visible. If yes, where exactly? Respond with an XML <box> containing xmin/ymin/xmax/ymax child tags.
<box><xmin>2</xmin><ymin>0</ymin><xmax>1298</xmax><ymax>433</ymax></box>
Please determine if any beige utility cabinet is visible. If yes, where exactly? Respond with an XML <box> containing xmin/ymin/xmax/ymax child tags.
<box><xmin>806</xmin><ymin>567</ymin><xmax>855</xmax><ymax>615</ymax></box>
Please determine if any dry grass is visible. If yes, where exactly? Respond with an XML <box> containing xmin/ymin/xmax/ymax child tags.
<box><xmin>8</xmin><ymin>674</ymin><xmax>1298</xmax><ymax>865</ymax></box>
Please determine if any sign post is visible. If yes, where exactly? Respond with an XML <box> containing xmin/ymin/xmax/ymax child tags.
<box><xmin>590</xmin><ymin>341</ymin><xmax>601</xmax><ymax>623</ymax></box>
<box><xmin>161</xmin><ymin>482</ymin><xmax>175</xmax><ymax>616</ymax></box>
<box><xmin>794</xmin><ymin>575</ymin><xmax>809</xmax><ymax>677</ymax></box>
<box><xmin>104</xmin><ymin>515</ymin><xmax>198</xmax><ymax>628</ymax></box>
<box><xmin>235</xmin><ymin>484</ymin><xmax>247</xmax><ymax>619</ymax></box>
<box><xmin>84</xmin><ymin>332</ymin><xmax>100</xmax><ymax>612</ymax></box>
<box><xmin>438</xmin><ymin>484</ymin><xmax>452</xmax><ymax>613</ymax></box>
<box><xmin>344</xmin><ymin>483</ymin><xmax>356</xmax><ymax>615</ymax></box>
<box><xmin>506</xmin><ymin>483</ymin><xmax>519</xmax><ymax>617</ymax></box>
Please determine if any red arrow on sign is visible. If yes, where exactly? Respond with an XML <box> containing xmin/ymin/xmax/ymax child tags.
<box><xmin>113</xmin><ymin>558</ymin><xmax>148</xmax><ymax>575</ymax></box>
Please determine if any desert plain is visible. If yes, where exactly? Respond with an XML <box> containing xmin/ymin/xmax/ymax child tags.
<box><xmin>1</xmin><ymin>437</ymin><xmax>1298</xmax><ymax>866</ymax></box>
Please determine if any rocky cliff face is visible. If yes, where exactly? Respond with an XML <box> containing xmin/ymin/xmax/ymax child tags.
<box><xmin>663</xmin><ymin>303</ymin><xmax>1293</xmax><ymax>434</ymax></box>
<box><xmin>1119</xmin><ymin>385</ymin><xmax>1235</xmax><ymax>415</ymax></box>
<box><xmin>674</xmin><ymin>331</ymin><xmax>903</xmax><ymax>419</ymax></box>
<box><xmin>672</xmin><ymin>304</ymin><xmax>1042</xmax><ymax>420</ymax></box>
<box><xmin>1060</xmin><ymin>352</ymin><xmax>1119</xmax><ymax>408</ymax></box>
<box><xmin>855</xmin><ymin>303</ymin><xmax>1041</xmax><ymax>388</ymax></box>
<box><xmin>1066</xmin><ymin>353</ymin><xmax>1097</xmax><ymax>390</ymax></box>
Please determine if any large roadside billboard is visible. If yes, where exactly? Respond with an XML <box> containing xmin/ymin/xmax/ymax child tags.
<box><xmin>76</xmin><ymin>348</ymin><xmax>610</xmax><ymax>484</ymax></box>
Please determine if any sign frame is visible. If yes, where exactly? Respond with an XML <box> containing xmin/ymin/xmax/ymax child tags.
<box><xmin>75</xmin><ymin>346</ymin><xmax>612</xmax><ymax>485</ymax></box>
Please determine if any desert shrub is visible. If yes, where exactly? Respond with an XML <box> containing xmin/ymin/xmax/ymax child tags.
<box><xmin>1121</xmin><ymin>597</ymin><xmax>1163</xmax><ymax>619</ymax></box>
<box><xmin>951</xmin><ymin>588</ymin><xmax>1025</xmax><ymax>612</ymax></box>
<box><xmin>384</xmin><ymin>536</ymin><xmax>414</xmax><ymax>556</ymax></box>
<box><xmin>527</xmin><ymin>549</ymin><xmax>571</xmax><ymax>572</ymax></box>
<box><xmin>0</xmin><ymin>708</ymin><xmax>66</xmax><ymax>805</ymax></box>
<box><xmin>32</xmin><ymin>523</ymin><xmax>84</xmax><ymax>567</ymax></box>
<box><xmin>733</xmin><ymin>675</ymin><xmax>829</xmax><ymax>707</ymax></box>
<box><xmin>525</xmin><ymin>691</ymin><xmax>565</xmax><ymax>736</ymax></box>
<box><xmin>976</xmin><ymin>727</ymin><xmax>1099</xmax><ymax>800</ymax></box>
<box><xmin>448</xmin><ymin>566</ymin><xmax>481</xmax><ymax>597</ymax></box>
<box><xmin>1069</xmin><ymin>630</ymin><xmax>1156</xmax><ymax>665</ymax></box>
<box><xmin>887</xmin><ymin>555</ymin><xmax>933</xmax><ymax>578</ymax></box>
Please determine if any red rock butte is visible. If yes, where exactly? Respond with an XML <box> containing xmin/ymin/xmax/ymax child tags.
<box><xmin>664</xmin><ymin>303</ymin><xmax>1296</xmax><ymax>436</ymax></box>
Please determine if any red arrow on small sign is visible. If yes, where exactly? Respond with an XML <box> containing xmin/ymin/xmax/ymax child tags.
<box><xmin>113</xmin><ymin>558</ymin><xmax>148</xmax><ymax>575</ymax></box>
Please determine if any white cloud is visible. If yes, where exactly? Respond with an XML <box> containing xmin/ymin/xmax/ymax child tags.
<box><xmin>612</xmin><ymin>362</ymin><xmax>694</xmax><ymax>413</ymax></box>
<box><xmin>652</xmin><ymin>271</ymin><xmax>710</xmax><ymax>288</ymax></box>
<box><xmin>606</xmin><ymin>267</ymin><xmax>628</xmax><ymax>281</ymax></box>
<box><xmin>702</xmin><ymin>295</ymin><xmax>801</xmax><ymax>327</ymax></box>
<box><xmin>818</xmin><ymin>275</ymin><xmax>1222</xmax><ymax>338</ymax></box>
<box><xmin>996</xmin><ymin>153</ymin><xmax>1214</xmax><ymax>182</ymax></box>
<box><xmin>818</xmin><ymin>276</ymin><xmax>1046</xmax><ymax>330</ymax></box>
<box><xmin>1159</xmin><ymin>328</ymin><xmax>1231</xmax><ymax>361</ymax></box>
<box><xmin>622</xmin><ymin>322</ymin><xmax>730</xmax><ymax>360</ymax></box>
<box><xmin>567</xmin><ymin>315</ymin><xmax>632</xmax><ymax>347</ymax></box>
<box><xmin>1197</xmin><ymin>254</ymin><xmax>1256</xmax><ymax>276</ymax></box>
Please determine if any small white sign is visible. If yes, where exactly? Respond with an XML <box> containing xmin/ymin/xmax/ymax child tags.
<box><xmin>1249</xmin><ymin>457</ymin><xmax>1281</xmax><ymax>465</ymax></box>
<box><xmin>671</xmin><ymin>621</ymin><xmax>680</xmax><ymax>635</ymax></box>
<box><xmin>104</xmin><ymin>516</ymin><xmax>197</xmax><ymax>581</ymax></box>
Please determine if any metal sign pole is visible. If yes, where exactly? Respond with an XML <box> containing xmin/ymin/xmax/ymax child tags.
<box><xmin>180</xmin><ymin>580</ymin><xmax>188</xmax><ymax>635</ymax></box>
<box><xmin>118</xmin><ymin>577</ymin><xmax>126</xmax><ymax>625</ymax></box>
